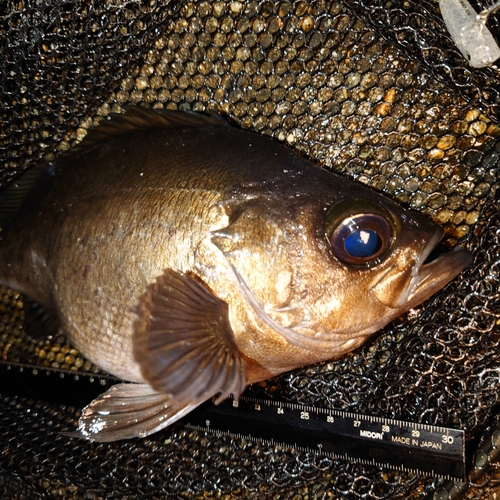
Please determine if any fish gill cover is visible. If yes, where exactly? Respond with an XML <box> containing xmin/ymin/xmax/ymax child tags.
<box><xmin>0</xmin><ymin>0</ymin><xmax>499</xmax><ymax>498</ymax></box>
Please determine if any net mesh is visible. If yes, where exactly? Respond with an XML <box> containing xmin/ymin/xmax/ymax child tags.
<box><xmin>1</xmin><ymin>0</ymin><xmax>500</xmax><ymax>498</ymax></box>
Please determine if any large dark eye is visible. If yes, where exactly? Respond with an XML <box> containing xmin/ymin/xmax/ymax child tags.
<box><xmin>325</xmin><ymin>199</ymin><xmax>395</xmax><ymax>267</ymax></box>
<box><xmin>329</xmin><ymin>214</ymin><xmax>392</xmax><ymax>265</ymax></box>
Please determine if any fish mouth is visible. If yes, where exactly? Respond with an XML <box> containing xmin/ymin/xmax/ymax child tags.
<box><xmin>402</xmin><ymin>228</ymin><xmax>473</xmax><ymax>309</ymax></box>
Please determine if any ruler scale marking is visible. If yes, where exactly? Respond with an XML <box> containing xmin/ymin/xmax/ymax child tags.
<box><xmin>184</xmin><ymin>393</ymin><xmax>465</xmax><ymax>480</ymax></box>
<box><xmin>0</xmin><ymin>361</ymin><xmax>466</xmax><ymax>480</ymax></box>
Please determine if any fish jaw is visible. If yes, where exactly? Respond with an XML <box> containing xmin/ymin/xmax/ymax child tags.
<box><xmin>403</xmin><ymin>243</ymin><xmax>473</xmax><ymax>310</ymax></box>
<box><xmin>372</xmin><ymin>227</ymin><xmax>473</xmax><ymax>310</ymax></box>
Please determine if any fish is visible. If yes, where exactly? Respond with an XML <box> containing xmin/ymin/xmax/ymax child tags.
<box><xmin>0</xmin><ymin>108</ymin><xmax>473</xmax><ymax>441</ymax></box>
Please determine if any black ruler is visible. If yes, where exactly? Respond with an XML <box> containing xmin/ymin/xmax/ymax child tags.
<box><xmin>0</xmin><ymin>361</ymin><xmax>466</xmax><ymax>480</ymax></box>
<box><xmin>183</xmin><ymin>395</ymin><xmax>466</xmax><ymax>481</ymax></box>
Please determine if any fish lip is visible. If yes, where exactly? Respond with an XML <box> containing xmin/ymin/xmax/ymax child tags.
<box><xmin>404</xmin><ymin>228</ymin><xmax>473</xmax><ymax>307</ymax></box>
<box><xmin>411</xmin><ymin>227</ymin><xmax>444</xmax><ymax>278</ymax></box>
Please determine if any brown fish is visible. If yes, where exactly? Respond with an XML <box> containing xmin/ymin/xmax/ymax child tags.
<box><xmin>0</xmin><ymin>108</ymin><xmax>472</xmax><ymax>441</ymax></box>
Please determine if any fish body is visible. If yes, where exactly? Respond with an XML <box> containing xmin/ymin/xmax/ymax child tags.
<box><xmin>0</xmin><ymin>109</ymin><xmax>472</xmax><ymax>441</ymax></box>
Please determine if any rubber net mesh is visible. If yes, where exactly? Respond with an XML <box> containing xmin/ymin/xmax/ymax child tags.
<box><xmin>1</xmin><ymin>1</ymin><xmax>500</xmax><ymax>498</ymax></box>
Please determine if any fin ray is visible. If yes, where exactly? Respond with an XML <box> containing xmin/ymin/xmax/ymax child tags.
<box><xmin>23</xmin><ymin>298</ymin><xmax>61</xmax><ymax>341</ymax></box>
<box><xmin>67</xmin><ymin>383</ymin><xmax>201</xmax><ymax>442</ymax></box>
<box><xmin>79</xmin><ymin>107</ymin><xmax>229</xmax><ymax>154</ymax></box>
<box><xmin>133</xmin><ymin>269</ymin><xmax>247</xmax><ymax>406</ymax></box>
<box><xmin>0</xmin><ymin>165</ymin><xmax>53</xmax><ymax>230</ymax></box>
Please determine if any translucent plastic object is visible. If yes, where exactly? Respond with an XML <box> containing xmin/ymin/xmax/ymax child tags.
<box><xmin>439</xmin><ymin>0</ymin><xmax>500</xmax><ymax>67</ymax></box>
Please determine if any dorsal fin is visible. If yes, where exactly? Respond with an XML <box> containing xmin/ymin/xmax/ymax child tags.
<box><xmin>0</xmin><ymin>164</ymin><xmax>53</xmax><ymax>231</ymax></box>
<box><xmin>79</xmin><ymin>107</ymin><xmax>230</xmax><ymax>153</ymax></box>
<box><xmin>0</xmin><ymin>108</ymin><xmax>228</xmax><ymax>230</ymax></box>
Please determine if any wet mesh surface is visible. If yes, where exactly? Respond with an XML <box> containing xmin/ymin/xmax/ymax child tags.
<box><xmin>1</xmin><ymin>0</ymin><xmax>500</xmax><ymax>498</ymax></box>
<box><xmin>0</xmin><ymin>0</ymin><xmax>182</xmax><ymax>185</ymax></box>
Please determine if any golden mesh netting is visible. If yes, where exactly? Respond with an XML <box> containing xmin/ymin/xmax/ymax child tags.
<box><xmin>1</xmin><ymin>1</ymin><xmax>500</xmax><ymax>498</ymax></box>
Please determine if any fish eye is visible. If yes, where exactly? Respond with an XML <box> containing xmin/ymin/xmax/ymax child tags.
<box><xmin>325</xmin><ymin>199</ymin><xmax>395</xmax><ymax>267</ymax></box>
<box><xmin>329</xmin><ymin>214</ymin><xmax>392</xmax><ymax>265</ymax></box>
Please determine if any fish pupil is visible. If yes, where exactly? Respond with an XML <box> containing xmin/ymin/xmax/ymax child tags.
<box><xmin>344</xmin><ymin>229</ymin><xmax>381</xmax><ymax>258</ymax></box>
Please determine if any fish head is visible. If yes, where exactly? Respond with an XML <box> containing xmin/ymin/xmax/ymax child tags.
<box><xmin>320</xmin><ymin>194</ymin><xmax>474</xmax><ymax>342</ymax></box>
<box><xmin>210</xmin><ymin>179</ymin><xmax>473</xmax><ymax>363</ymax></box>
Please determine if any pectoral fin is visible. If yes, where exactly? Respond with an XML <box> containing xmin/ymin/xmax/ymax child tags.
<box><xmin>133</xmin><ymin>269</ymin><xmax>247</xmax><ymax>406</ymax></box>
<box><xmin>68</xmin><ymin>383</ymin><xmax>200</xmax><ymax>442</ymax></box>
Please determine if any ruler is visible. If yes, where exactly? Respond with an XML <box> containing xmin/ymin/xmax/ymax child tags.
<box><xmin>0</xmin><ymin>361</ymin><xmax>466</xmax><ymax>480</ymax></box>
<box><xmin>183</xmin><ymin>395</ymin><xmax>466</xmax><ymax>481</ymax></box>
